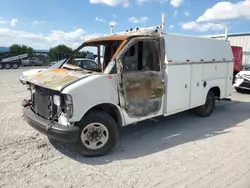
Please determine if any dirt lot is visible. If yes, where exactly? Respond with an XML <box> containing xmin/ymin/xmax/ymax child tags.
<box><xmin>0</xmin><ymin>68</ymin><xmax>250</xmax><ymax>188</ymax></box>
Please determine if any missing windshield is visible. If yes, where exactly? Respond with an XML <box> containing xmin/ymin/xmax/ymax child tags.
<box><xmin>64</xmin><ymin>40</ymin><xmax>123</xmax><ymax>73</ymax></box>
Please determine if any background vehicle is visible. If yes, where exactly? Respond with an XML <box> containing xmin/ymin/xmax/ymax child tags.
<box><xmin>233</xmin><ymin>64</ymin><xmax>250</xmax><ymax>92</ymax></box>
<box><xmin>0</xmin><ymin>53</ymin><xmax>28</xmax><ymax>69</ymax></box>
<box><xmin>74</xmin><ymin>58</ymin><xmax>98</xmax><ymax>70</ymax></box>
<box><xmin>242</xmin><ymin>63</ymin><xmax>250</xmax><ymax>70</ymax></box>
<box><xmin>85</xmin><ymin>52</ymin><xmax>95</xmax><ymax>60</ymax></box>
<box><xmin>22</xmin><ymin>57</ymin><xmax>43</xmax><ymax>66</ymax></box>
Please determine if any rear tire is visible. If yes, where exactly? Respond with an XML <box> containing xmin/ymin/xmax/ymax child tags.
<box><xmin>194</xmin><ymin>91</ymin><xmax>215</xmax><ymax>117</ymax></box>
<box><xmin>12</xmin><ymin>63</ymin><xmax>19</xmax><ymax>69</ymax></box>
<box><xmin>0</xmin><ymin>64</ymin><xmax>4</xmax><ymax>69</ymax></box>
<box><xmin>4</xmin><ymin>63</ymin><xmax>11</xmax><ymax>69</ymax></box>
<box><xmin>74</xmin><ymin>110</ymin><xmax>119</xmax><ymax>157</ymax></box>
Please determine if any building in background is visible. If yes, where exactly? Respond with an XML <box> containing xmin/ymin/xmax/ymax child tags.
<box><xmin>204</xmin><ymin>33</ymin><xmax>250</xmax><ymax>65</ymax></box>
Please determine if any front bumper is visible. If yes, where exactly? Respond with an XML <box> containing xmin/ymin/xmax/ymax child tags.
<box><xmin>23</xmin><ymin>106</ymin><xmax>79</xmax><ymax>142</ymax></box>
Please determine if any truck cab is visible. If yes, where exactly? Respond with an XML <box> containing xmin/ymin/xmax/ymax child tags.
<box><xmin>22</xmin><ymin>22</ymin><xmax>234</xmax><ymax>157</ymax></box>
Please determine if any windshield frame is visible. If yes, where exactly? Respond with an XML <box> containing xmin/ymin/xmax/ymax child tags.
<box><xmin>49</xmin><ymin>59</ymin><xmax>66</xmax><ymax>69</ymax></box>
<box><xmin>59</xmin><ymin>39</ymin><xmax>126</xmax><ymax>74</ymax></box>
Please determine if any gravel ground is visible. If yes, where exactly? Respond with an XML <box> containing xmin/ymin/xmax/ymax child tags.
<box><xmin>0</xmin><ymin>68</ymin><xmax>250</xmax><ymax>188</ymax></box>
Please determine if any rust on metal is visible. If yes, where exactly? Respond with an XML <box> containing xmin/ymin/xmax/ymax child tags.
<box><xmin>124</xmin><ymin>71</ymin><xmax>164</xmax><ymax>101</ymax></box>
<box><xmin>122</xmin><ymin>71</ymin><xmax>164</xmax><ymax>118</ymax></box>
<box><xmin>25</xmin><ymin>69</ymin><xmax>96</xmax><ymax>91</ymax></box>
<box><xmin>85</xmin><ymin>35</ymin><xmax>130</xmax><ymax>44</ymax></box>
<box><xmin>111</xmin><ymin>39</ymin><xmax>128</xmax><ymax>60</ymax></box>
<box><xmin>50</xmin><ymin>68</ymin><xmax>70</xmax><ymax>73</ymax></box>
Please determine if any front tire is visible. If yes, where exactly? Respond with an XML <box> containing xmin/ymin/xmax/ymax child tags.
<box><xmin>194</xmin><ymin>91</ymin><xmax>215</xmax><ymax>117</ymax></box>
<box><xmin>74</xmin><ymin>110</ymin><xmax>119</xmax><ymax>157</ymax></box>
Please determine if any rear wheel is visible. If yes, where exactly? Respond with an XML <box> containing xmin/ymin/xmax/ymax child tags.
<box><xmin>74</xmin><ymin>110</ymin><xmax>119</xmax><ymax>157</ymax></box>
<box><xmin>12</xmin><ymin>63</ymin><xmax>19</xmax><ymax>69</ymax></box>
<box><xmin>0</xmin><ymin>64</ymin><xmax>3</xmax><ymax>69</ymax></box>
<box><xmin>194</xmin><ymin>91</ymin><xmax>215</xmax><ymax>117</ymax></box>
<box><xmin>4</xmin><ymin>63</ymin><xmax>11</xmax><ymax>69</ymax></box>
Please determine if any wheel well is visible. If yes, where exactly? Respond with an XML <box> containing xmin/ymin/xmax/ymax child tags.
<box><xmin>209</xmin><ymin>87</ymin><xmax>221</xmax><ymax>98</ymax></box>
<box><xmin>84</xmin><ymin>103</ymin><xmax>123</xmax><ymax>127</ymax></box>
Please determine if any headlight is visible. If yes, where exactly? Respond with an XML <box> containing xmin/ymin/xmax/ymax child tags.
<box><xmin>53</xmin><ymin>95</ymin><xmax>61</xmax><ymax>106</ymax></box>
<box><xmin>63</xmin><ymin>94</ymin><xmax>73</xmax><ymax>119</ymax></box>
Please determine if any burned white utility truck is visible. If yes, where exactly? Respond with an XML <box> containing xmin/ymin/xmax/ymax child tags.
<box><xmin>22</xmin><ymin>14</ymin><xmax>234</xmax><ymax>157</ymax></box>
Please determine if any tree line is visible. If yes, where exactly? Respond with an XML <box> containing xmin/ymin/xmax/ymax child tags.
<box><xmin>7</xmin><ymin>44</ymin><xmax>91</xmax><ymax>63</ymax></box>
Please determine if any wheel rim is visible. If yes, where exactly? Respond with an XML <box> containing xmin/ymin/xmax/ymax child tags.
<box><xmin>80</xmin><ymin>123</ymin><xmax>109</xmax><ymax>150</ymax></box>
<box><xmin>13</xmin><ymin>64</ymin><xmax>18</xmax><ymax>68</ymax></box>
<box><xmin>0</xmin><ymin>65</ymin><xmax>2</xmax><ymax>69</ymax></box>
<box><xmin>5</xmin><ymin>64</ymin><xmax>10</xmax><ymax>68</ymax></box>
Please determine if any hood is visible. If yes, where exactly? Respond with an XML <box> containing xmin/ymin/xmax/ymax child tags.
<box><xmin>238</xmin><ymin>70</ymin><xmax>250</xmax><ymax>76</ymax></box>
<box><xmin>25</xmin><ymin>68</ymin><xmax>92</xmax><ymax>91</ymax></box>
<box><xmin>22</xmin><ymin>68</ymin><xmax>46</xmax><ymax>77</ymax></box>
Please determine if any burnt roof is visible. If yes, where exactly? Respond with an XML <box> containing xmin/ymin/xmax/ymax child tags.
<box><xmin>84</xmin><ymin>34</ymin><xmax>130</xmax><ymax>43</ymax></box>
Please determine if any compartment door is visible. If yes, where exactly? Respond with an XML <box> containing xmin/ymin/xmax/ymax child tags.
<box><xmin>166</xmin><ymin>64</ymin><xmax>191</xmax><ymax>113</ymax></box>
<box><xmin>190</xmin><ymin>64</ymin><xmax>205</xmax><ymax>107</ymax></box>
<box><xmin>225</xmin><ymin>62</ymin><xmax>234</xmax><ymax>97</ymax></box>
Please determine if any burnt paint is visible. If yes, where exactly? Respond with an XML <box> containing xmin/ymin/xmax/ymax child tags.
<box><xmin>123</xmin><ymin>71</ymin><xmax>164</xmax><ymax>117</ymax></box>
<box><xmin>26</xmin><ymin>68</ymin><xmax>97</xmax><ymax>91</ymax></box>
<box><xmin>124</xmin><ymin>71</ymin><xmax>164</xmax><ymax>101</ymax></box>
<box><xmin>116</xmin><ymin>35</ymin><xmax>166</xmax><ymax>118</ymax></box>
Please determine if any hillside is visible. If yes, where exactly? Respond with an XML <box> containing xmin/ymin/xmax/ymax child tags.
<box><xmin>0</xmin><ymin>47</ymin><xmax>9</xmax><ymax>52</ymax></box>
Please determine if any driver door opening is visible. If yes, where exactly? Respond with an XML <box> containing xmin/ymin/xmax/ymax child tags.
<box><xmin>64</xmin><ymin>40</ymin><xmax>123</xmax><ymax>73</ymax></box>
<box><xmin>118</xmin><ymin>38</ymin><xmax>165</xmax><ymax>118</ymax></box>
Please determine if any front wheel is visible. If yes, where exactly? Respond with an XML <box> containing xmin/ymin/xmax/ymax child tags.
<box><xmin>194</xmin><ymin>91</ymin><xmax>215</xmax><ymax>117</ymax></box>
<box><xmin>74</xmin><ymin>110</ymin><xmax>119</xmax><ymax>157</ymax></box>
